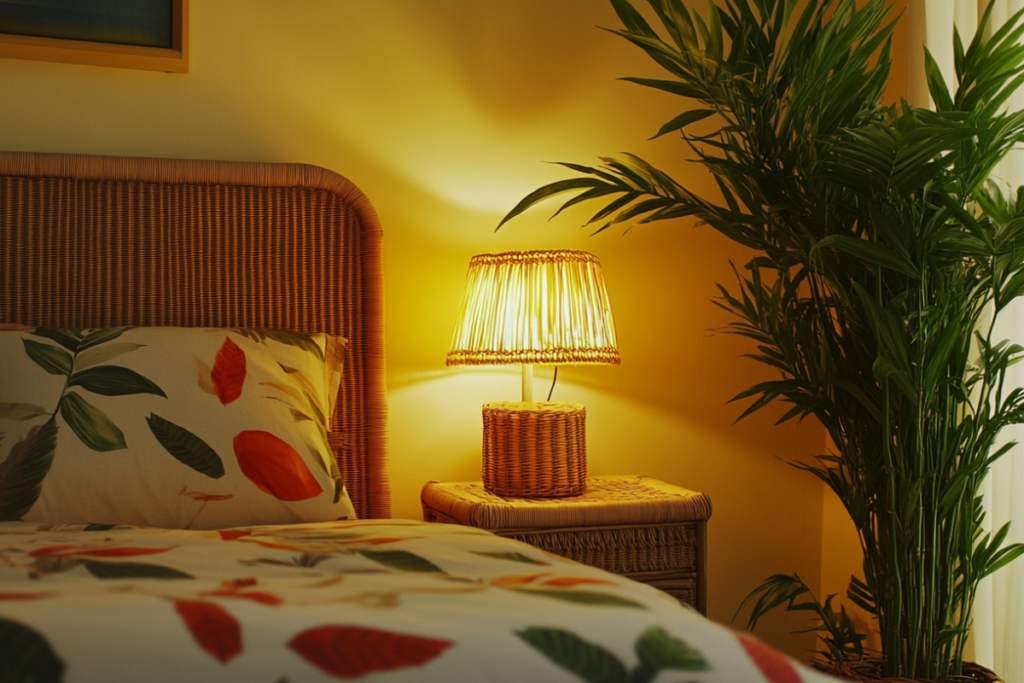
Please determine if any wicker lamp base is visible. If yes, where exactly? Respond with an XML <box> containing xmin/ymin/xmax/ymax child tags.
<box><xmin>481</xmin><ymin>401</ymin><xmax>586</xmax><ymax>497</ymax></box>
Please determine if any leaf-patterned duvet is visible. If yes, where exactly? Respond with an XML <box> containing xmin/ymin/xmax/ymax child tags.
<box><xmin>0</xmin><ymin>519</ymin><xmax>837</xmax><ymax>683</ymax></box>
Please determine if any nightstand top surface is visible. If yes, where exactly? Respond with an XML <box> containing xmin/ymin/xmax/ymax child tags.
<box><xmin>421</xmin><ymin>475</ymin><xmax>711</xmax><ymax>531</ymax></box>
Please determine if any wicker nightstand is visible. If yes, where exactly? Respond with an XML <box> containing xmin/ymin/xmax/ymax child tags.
<box><xmin>421</xmin><ymin>475</ymin><xmax>711</xmax><ymax>614</ymax></box>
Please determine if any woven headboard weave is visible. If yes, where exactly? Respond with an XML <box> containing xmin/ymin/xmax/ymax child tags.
<box><xmin>0</xmin><ymin>151</ymin><xmax>390</xmax><ymax>519</ymax></box>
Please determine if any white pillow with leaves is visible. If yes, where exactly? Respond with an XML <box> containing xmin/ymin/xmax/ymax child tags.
<box><xmin>0</xmin><ymin>326</ymin><xmax>354</xmax><ymax>529</ymax></box>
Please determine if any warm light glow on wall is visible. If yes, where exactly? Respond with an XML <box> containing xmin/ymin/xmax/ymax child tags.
<box><xmin>243</xmin><ymin>4</ymin><xmax>642</xmax><ymax>215</ymax></box>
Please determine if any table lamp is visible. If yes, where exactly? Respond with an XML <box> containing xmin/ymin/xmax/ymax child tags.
<box><xmin>447</xmin><ymin>250</ymin><xmax>619</xmax><ymax>497</ymax></box>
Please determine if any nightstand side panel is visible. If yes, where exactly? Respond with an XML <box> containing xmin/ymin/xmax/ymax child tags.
<box><xmin>421</xmin><ymin>476</ymin><xmax>711</xmax><ymax>615</ymax></box>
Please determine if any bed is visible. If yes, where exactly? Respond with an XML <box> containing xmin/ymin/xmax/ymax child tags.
<box><xmin>0</xmin><ymin>151</ymin><xmax>838</xmax><ymax>683</ymax></box>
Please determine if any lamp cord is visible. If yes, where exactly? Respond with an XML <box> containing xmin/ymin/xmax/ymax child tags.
<box><xmin>546</xmin><ymin>367</ymin><xmax>558</xmax><ymax>402</ymax></box>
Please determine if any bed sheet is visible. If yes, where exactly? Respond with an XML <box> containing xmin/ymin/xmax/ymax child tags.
<box><xmin>0</xmin><ymin>519</ymin><xmax>837</xmax><ymax>683</ymax></box>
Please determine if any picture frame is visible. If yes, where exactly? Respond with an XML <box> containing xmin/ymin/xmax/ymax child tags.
<box><xmin>0</xmin><ymin>0</ymin><xmax>188</xmax><ymax>74</ymax></box>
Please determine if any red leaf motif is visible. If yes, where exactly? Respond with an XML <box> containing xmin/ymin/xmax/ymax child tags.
<box><xmin>327</xmin><ymin>528</ymin><xmax>423</xmax><ymax>532</ymax></box>
<box><xmin>28</xmin><ymin>544</ymin><xmax>84</xmax><ymax>557</ymax></box>
<box><xmin>29</xmin><ymin>544</ymin><xmax>176</xmax><ymax>558</ymax></box>
<box><xmin>736</xmin><ymin>634</ymin><xmax>803</xmax><ymax>683</ymax></box>
<box><xmin>180</xmin><ymin>488</ymin><xmax>233</xmax><ymax>502</ymax></box>
<box><xmin>289</xmin><ymin>626</ymin><xmax>453</xmax><ymax>678</ymax></box>
<box><xmin>201</xmin><ymin>579</ymin><xmax>283</xmax><ymax>606</ymax></box>
<box><xmin>174</xmin><ymin>599</ymin><xmax>243</xmax><ymax>664</ymax></box>
<box><xmin>542</xmin><ymin>577</ymin><xmax>617</xmax><ymax>587</ymax></box>
<box><xmin>233</xmin><ymin>430</ymin><xmax>323</xmax><ymax>501</ymax></box>
<box><xmin>211</xmin><ymin>337</ymin><xmax>246</xmax><ymax>405</ymax></box>
<box><xmin>218</xmin><ymin>530</ymin><xmax>252</xmax><ymax>541</ymax></box>
<box><xmin>0</xmin><ymin>592</ymin><xmax>52</xmax><ymax>600</ymax></box>
<box><xmin>202</xmin><ymin>589</ymin><xmax>283</xmax><ymax>606</ymax></box>
<box><xmin>489</xmin><ymin>573</ymin><xmax>550</xmax><ymax>586</ymax></box>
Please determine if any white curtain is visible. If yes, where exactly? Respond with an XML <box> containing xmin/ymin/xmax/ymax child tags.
<box><xmin>912</xmin><ymin>2</ymin><xmax>1024</xmax><ymax>679</ymax></box>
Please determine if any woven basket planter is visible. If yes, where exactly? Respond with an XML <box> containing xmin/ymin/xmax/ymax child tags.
<box><xmin>481</xmin><ymin>401</ymin><xmax>586</xmax><ymax>497</ymax></box>
<box><xmin>822</xmin><ymin>658</ymin><xmax>1001</xmax><ymax>683</ymax></box>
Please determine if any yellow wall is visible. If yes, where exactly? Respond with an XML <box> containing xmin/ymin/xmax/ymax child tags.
<box><xmin>0</xmin><ymin>0</ymin><xmax>843</xmax><ymax>659</ymax></box>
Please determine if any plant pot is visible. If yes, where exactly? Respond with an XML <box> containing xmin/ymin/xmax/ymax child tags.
<box><xmin>822</xmin><ymin>658</ymin><xmax>1002</xmax><ymax>683</ymax></box>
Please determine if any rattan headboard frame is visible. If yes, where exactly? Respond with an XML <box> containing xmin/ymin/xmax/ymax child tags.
<box><xmin>0</xmin><ymin>151</ymin><xmax>390</xmax><ymax>519</ymax></box>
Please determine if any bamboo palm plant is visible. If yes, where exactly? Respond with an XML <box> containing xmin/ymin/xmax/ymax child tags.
<box><xmin>498</xmin><ymin>0</ymin><xmax>1024</xmax><ymax>679</ymax></box>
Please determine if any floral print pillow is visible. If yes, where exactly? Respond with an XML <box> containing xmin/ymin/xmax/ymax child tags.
<box><xmin>0</xmin><ymin>326</ymin><xmax>355</xmax><ymax>529</ymax></box>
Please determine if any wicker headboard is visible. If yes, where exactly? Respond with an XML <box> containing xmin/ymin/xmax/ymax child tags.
<box><xmin>0</xmin><ymin>151</ymin><xmax>390</xmax><ymax>519</ymax></box>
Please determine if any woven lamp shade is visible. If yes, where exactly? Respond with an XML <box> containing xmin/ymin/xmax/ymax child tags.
<box><xmin>447</xmin><ymin>250</ymin><xmax>618</xmax><ymax>497</ymax></box>
<box><xmin>446</xmin><ymin>250</ymin><xmax>620</xmax><ymax>366</ymax></box>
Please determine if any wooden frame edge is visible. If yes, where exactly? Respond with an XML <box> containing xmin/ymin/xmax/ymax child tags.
<box><xmin>0</xmin><ymin>0</ymin><xmax>188</xmax><ymax>74</ymax></box>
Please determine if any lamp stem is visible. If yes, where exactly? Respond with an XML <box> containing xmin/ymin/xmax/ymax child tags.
<box><xmin>521</xmin><ymin>363</ymin><xmax>533</xmax><ymax>402</ymax></box>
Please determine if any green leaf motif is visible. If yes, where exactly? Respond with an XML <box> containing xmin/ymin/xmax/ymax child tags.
<box><xmin>230</xmin><ymin>328</ymin><xmax>266</xmax><ymax>344</ymax></box>
<box><xmin>73</xmin><ymin>343</ymin><xmax>144</xmax><ymax>371</ymax></box>
<box><xmin>0</xmin><ymin>617</ymin><xmax>65</xmax><ymax>683</ymax></box>
<box><xmin>68</xmin><ymin>366</ymin><xmax>167</xmax><ymax>398</ymax></box>
<box><xmin>84</xmin><ymin>561</ymin><xmax>194</xmax><ymax>579</ymax></box>
<box><xmin>516</xmin><ymin>627</ymin><xmax>628</xmax><ymax>683</ymax></box>
<box><xmin>59</xmin><ymin>391</ymin><xmax>126</xmax><ymax>452</ymax></box>
<box><xmin>357</xmin><ymin>550</ymin><xmax>443</xmax><ymax>573</ymax></box>
<box><xmin>497</xmin><ymin>178</ymin><xmax>605</xmax><ymax>230</ymax></box>
<box><xmin>23</xmin><ymin>340</ymin><xmax>72</xmax><ymax>376</ymax></box>
<box><xmin>83</xmin><ymin>523</ymin><xmax>117</xmax><ymax>531</ymax></box>
<box><xmin>146</xmin><ymin>414</ymin><xmax>225</xmax><ymax>478</ymax></box>
<box><xmin>327</xmin><ymin>453</ymin><xmax>345</xmax><ymax>504</ymax></box>
<box><xmin>305</xmin><ymin>443</ymin><xmax>345</xmax><ymax>504</ymax></box>
<box><xmin>0</xmin><ymin>402</ymin><xmax>50</xmax><ymax>421</ymax></box>
<box><xmin>812</xmin><ymin>234</ymin><xmax>918</xmax><ymax>278</ymax></box>
<box><xmin>652</xmin><ymin>108</ymin><xmax>716</xmax><ymax>139</ymax></box>
<box><xmin>0</xmin><ymin>419</ymin><xmax>59</xmax><ymax>521</ymax></box>
<box><xmin>78</xmin><ymin>327</ymin><xmax>132</xmax><ymax>351</ymax></box>
<box><xmin>31</xmin><ymin>328</ymin><xmax>83</xmax><ymax>352</ymax></box>
<box><xmin>233</xmin><ymin>328</ymin><xmax>325</xmax><ymax>361</ymax></box>
<box><xmin>471</xmin><ymin>551</ymin><xmax>550</xmax><ymax>566</ymax></box>
<box><xmin>510</xmin><ymin>588</ymin><xmax>646</xmax><ymax>609</ymax></box>
<box><xmin>634</xmin><ymin>626</ymin><xmax>708</xmax><ymax>675</ymax></box>
<box><xmin>299</xmin><ymin>388</ymin><xmax>326</xmax><ymax>426</ymax></box>
<box><xmin>261</xmin><ymin>329</ymin><xmax>324</xmax><ymax>361</ymax></box>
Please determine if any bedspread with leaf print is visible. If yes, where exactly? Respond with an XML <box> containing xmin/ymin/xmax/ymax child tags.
<box><xmin>0</xmin><ymin>520</ymin><xmax>839</xmax><ymax>683</ymax></box>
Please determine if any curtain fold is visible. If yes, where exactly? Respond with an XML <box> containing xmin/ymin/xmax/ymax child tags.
<box><xmin>914</xmin><ymin>1</ymin><xmax>1024</xmax><ymax>679</ymax></box>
